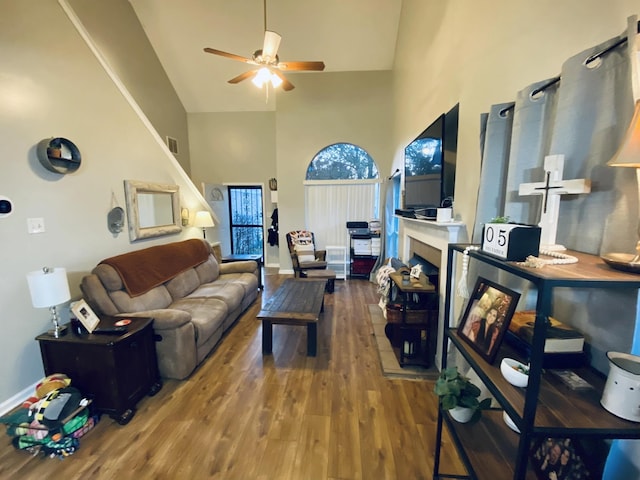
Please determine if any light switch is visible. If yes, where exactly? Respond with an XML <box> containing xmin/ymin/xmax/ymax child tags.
<box><xmin>27</xmin><ymin>217</ymin><xmax>45</xmax><ymax>234</ymax></box>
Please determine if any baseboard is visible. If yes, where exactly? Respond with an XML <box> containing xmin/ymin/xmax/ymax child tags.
<box><xmin>0</xmin><ymin>381</ymin><xmax>37</xmax><ymax>416</ymax></box>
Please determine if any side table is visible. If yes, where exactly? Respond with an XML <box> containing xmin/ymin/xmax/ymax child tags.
<box><xmin>386</xmin><ymin>272</ymin><xmax>438</xmax><ymax>367</ymax></box>
<box><xmin>222</xmin><ymin>253</ymin><xmax>263</xmax><ymax>289</ymax></box>
<box><xmin>36</xmin><ymin>316</ymin><xmax>162</xmax><ymax>425</ymax></box>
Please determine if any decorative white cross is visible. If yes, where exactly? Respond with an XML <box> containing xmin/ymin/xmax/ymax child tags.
<box><xmin>518</xmin><ymin>155</ymin><xmax>591</xmax><ymax>251</ymax></box>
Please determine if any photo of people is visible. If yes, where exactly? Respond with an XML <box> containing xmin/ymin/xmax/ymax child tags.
<box><xmin>457</xmin><ymin>277</ymin><xmax>520</xmax><ymax>363</ymax></box>
<box><xmin>531</xmin><ymin>437</ymin><xmax>590</xmax><ymax>480</ymax></box>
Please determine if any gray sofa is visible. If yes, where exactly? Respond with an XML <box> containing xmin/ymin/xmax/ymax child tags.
<box><xmin>80</xmin><ymin>238</ymin><xmax>259</xmax><ymax>380</ymax></box>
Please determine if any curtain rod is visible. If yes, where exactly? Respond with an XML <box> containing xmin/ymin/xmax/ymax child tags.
<box><xmin>388</xmin><ymin>168</ymin><xmax>400</xmax><ymax>180</ymax></box>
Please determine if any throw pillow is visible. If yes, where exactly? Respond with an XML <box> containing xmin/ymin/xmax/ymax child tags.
<box><xmin>295</xmin><ymin>244</ymin><xmax>316</xmax><ymax>263</ymax></box>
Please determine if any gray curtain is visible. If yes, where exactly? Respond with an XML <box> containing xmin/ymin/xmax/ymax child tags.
<box><xmin>550</xmin><ymin>33</ymin><xmax>634</xmax><ymax>254</ymax></box>
<box><xmin>472</xmin><ymin>102</ymin><xmax>514</xmax><ymax>242</ymax></box>
<box><xmin>478</xmin><ymin>29</ymin><xmax>635</xmax><ymax>255</ymax></box>
<box><xmin>503</xmin><ymin>77</ymin><xmax>560</xmax><ymax>226</ymax></box>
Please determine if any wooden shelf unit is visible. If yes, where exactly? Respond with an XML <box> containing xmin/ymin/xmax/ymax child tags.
<box><xmin>433</xmin><ymin>244</ymin><xmax>640</xmax><ymax>480</ymax></box>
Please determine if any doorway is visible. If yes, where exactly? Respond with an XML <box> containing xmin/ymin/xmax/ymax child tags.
<box><xmin>228</xmin><ymin>185</ymin><xmax>264</xmax><ymax>257</ymax></box>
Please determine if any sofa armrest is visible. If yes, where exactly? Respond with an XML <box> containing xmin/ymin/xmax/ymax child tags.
<box><xmin>220</xmin><ymin>260</ymin><xmax>258</xmax><ymax>275</ymax></box>
<box><xmin>315</xmin><ymin>250</ymin><xmax>326</xmax><ymax>261</ymax></box>
<box><xmin>117</xmin><ymin>309</ymin><xmax>191</xmax><ymax>331</ymax></box>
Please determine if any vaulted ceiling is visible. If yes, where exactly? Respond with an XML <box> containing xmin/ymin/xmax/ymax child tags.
<box><xmin>129</xmin><ymin>0</ymin><xmax>403</xmax><ymax>112</ymax></box>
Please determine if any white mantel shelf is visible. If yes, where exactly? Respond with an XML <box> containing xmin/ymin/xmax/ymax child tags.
<box><xmin>398</xmin><ymin>216</ymin><xmax>469</xmax><ymax>368</ymax></box>
<box><xmin>398</xmin><ymin>216</ymin><xmax>466</xmax><ymax>230</ymax></box>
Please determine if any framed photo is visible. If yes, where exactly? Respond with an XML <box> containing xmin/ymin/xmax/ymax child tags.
<box><xmin>457</xmin><ymin>276</ymin><xmax>520</xmax><ymax>363</ymax></box>
<box><xmin>530</xmin><ymin>437</ymin><xmax>591</xmax><ymax>480</ymax></box>
<box><xmin>71</xmin><ymin>299</ymin><xmax>100</xmax><ymax>333</ymax></box>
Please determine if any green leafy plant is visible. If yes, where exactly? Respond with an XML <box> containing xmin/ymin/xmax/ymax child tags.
<box><xmin>489</xmin><ymin>215</ymin><xmax>510</xmax><ymax>223</ymax></box>
<box><xmin>434</xmin><ymin>367</ymin><xmax>491</xmax><ymax>422</ymax></box>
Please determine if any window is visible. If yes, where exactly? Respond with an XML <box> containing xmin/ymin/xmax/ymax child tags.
<box><xmin>304</xmin><ymin>143</ymin><xmax>380</xmax><ymax>250</ymax></box>
<box><xmin>228</xmin><ymin>186</ymin><xmax>263</xmax><ymax>256</ymax></box>
<box><xmin>306</xmin><ymin>143</ymin><xmax>379</xmax><ymax>180</ymax></box>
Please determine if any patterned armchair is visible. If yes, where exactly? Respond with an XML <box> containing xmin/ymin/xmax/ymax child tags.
<box><xmin>286</xmin><ymin>230</ymin><xmax>327</xmax><ymax>278</ymax></box>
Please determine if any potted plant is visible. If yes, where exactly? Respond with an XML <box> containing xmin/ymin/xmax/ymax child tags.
<box><xmin>434</xmin><ymin>366</ymin><xmax>491</xmax><ymax>423</ymax></box>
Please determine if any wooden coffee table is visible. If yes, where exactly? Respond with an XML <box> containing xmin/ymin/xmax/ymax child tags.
<box><xmin>257</xmin><ymin>279</ymin><xmax>326</xmax><ymax>356</ymax></box>
<box><xmin>302</xmin><ymin>268</ymin><xmax>336</xmax><ymax>293</ymax></box>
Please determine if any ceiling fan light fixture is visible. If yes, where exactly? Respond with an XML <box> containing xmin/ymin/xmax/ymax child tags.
<box><xmin>252</xmin><ymin>67</ymin><xmax>272</xmax><ymax>88</ymax></box>
<box><xmin>270</xmin><ymin>72</ymin><xmax>283</xmax><ymax>88</ymax></box>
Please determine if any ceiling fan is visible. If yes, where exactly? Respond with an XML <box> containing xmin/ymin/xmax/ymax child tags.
<box><xmin>203</xmin><ymin>0</ymin><xmax>325</xmax><ymax>91</ymax></box>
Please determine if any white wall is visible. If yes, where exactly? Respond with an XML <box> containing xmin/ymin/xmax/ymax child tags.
<box><xmin>68</xmin><ymin>0</ymin><xmax>192</xmax><ymax>175</ymax></box>
<box><xmin>0</xmin><ymin>0</ymin><xmax>208</xmax><ymax>405</ymax></box>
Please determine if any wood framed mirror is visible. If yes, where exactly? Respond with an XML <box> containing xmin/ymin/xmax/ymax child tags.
<box><xmin>124</xmin><ymin>180</ymin><xmax>181</xmax><ymax>241</ymax></box>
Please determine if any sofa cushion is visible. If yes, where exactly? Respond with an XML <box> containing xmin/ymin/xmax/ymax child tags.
<box><xmin>118</xmin><ymin>309</ymin><xmax>191</xmax><ymax>331</ymax></box>
<box><xmin>170</xmin><ymin>297</ymin><xmax>227</xmax><ymax>346</ymax></box>
<box><xmin>165</xmin><ymin>268</ymin><xmax>201</xmax><ymax>300</ymax></box>
<box><xmin>188</xmin><ymin>281</ymin><xmax>245</xmax><ymax>312</ymax></box>
<box><xmin>195</xmin><ymin>255</ymin><xmax>219</xmax><ymax>284</ymax></box>
<box><xmin>214</xmin><ymin>273</ymin><xmax>259</xmax><ymax>296</ymax></box>
<box><xmin>109</xmin><ymin>285</ymin><xmax>172</xmax><ymax>312</ymax></box>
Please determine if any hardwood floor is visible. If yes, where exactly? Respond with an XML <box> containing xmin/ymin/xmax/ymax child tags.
<box><xmin>0</xmin><ymin>272</ymin><xmax>465</xmax><ymax>479</ymax></box>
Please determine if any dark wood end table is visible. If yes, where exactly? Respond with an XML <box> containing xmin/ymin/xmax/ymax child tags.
<box><xmin>36</xmin><ymin>316</ymin><xmax>162</xmax><ymax>425</ymax></box>
<box><xmin>387</xmin><ymin>272</ymin><xmax>438</xmax><ymax>367</ymax></box>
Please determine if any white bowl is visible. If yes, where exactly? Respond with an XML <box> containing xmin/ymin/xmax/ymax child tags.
<box><xmin>500</xmin><ymin>358</ymin><xmax>529</xmax><ymax>387</ymax></box>
<box><xmin>503</xmin><ymin>411</ymin><xmax>520</xmax><ymax>434</ymax></box>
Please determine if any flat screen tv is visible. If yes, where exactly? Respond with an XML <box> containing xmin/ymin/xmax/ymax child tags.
<box><xmin>403</xmin><ymin>103</ymin><xmax>459</xmax><ymax>210</ymax></box>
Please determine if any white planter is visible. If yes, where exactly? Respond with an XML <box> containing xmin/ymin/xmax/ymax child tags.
<box><xmin>449</xmin><ymin>406</ymin><xmax>474</xmax><ymax>423</ymax></box>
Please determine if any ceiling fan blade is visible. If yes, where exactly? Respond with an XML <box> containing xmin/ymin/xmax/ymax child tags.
<box><xmin>228</xmin><ymin>70</ymin><xmax>256</xmax><ymax>84</ymax></box>
<box><xmin>262</xmin><ymin>30</ymin><xmax>281</xmax><ymax>61</ymax></box>
<box><xmin>278</xmin><ymin>60</ymin><xmax>325</xmax><ymax>71</ymax></box>
<box><xmin>272</xmin><ymin>69</ymin><xmax>295</xmax><ymax>91</ymax></box>
<box><xmin>204</xmin><ymin>48</ymin><xmax>256</xmax><ymax>64</ymax></box>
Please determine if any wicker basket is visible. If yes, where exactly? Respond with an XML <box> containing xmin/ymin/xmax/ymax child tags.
<box><xmin>386</xmin><ymin>304</ymin><xmax>432</xmax><ymax>324</ymax></box>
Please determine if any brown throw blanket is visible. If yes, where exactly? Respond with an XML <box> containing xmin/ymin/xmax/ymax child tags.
<box><xmin>100</xmin><ymin>239</ymin><xmax>210</xmax><ymax>297</ymax></box>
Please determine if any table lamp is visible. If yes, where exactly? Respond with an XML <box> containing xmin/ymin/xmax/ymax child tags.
<box><xmin>601</xmin><ymin>100</ymin><xmax>640</xmax><ymax>273</ymax></box>
<box><xmin>27</xmin><ymin>267</ymin><xmax>71</xmax><ymax>337</ymax></box>
<box><xmin>194</xmin><ymin>211</ymin><xmax>215</xmax><ymax>239</ymax></box>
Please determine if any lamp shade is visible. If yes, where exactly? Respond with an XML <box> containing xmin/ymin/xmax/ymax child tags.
<box><xmin>607</xmin><ymin>100</ymin><xmax>640</xmax><ymax>168</ymax></box>
<box><xmin>27</xmin><ymin>267</ymin><xmax>70</xmax><ymax>308</ymax></box>
<box><xmin>193</xmin><ymin>211</ymin><xmax>214</xmax><ymax>228</ymax></box>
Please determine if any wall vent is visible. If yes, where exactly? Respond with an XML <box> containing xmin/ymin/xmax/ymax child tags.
<box><xmin>166</xmin><ymin>136</ymin><xmax>179</xmax><ymax>154</ymax></box>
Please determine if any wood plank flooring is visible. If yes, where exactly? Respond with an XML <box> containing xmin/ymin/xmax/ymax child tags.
<box><xmin>0</xmin><ymin>272</ymin><xmax>465</xmax><ymax>479</ymax></box>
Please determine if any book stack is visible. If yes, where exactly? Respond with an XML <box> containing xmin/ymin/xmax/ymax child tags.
<box><xmin>505</xmin><ymin>311</ymin><xmax>587</xmax><ymax>368</ymax></box>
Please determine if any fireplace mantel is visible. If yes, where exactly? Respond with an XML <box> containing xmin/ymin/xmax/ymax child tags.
<box><xmin>398</xmin><ymin>216</ymin><xmax>468</xmax><ymax>367</ymax></box>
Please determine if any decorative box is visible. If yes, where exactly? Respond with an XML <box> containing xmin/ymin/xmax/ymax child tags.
<box><xmin>481</xmin><ymin>223</ymin><xmax>541</xmax><ymax>261</ymax></box>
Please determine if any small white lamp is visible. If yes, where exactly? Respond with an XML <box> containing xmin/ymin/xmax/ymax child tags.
<box><xmin>194</xmin><ymin>211</ymin><xmax>215</xmax><ymax>239</ymax></box>
<box><xmin>27</xmin><ymin>267</ymin><xmax>71</xmax><ymax>337</ymax></box>
<box><xmin>602</xmin><ymin>100</ymin><xmax>640</xmax><ymax>273</ymax></box>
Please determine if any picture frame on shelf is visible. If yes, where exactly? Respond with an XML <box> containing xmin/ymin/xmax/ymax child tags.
<box><xmin>71</xmin><ymin>299</ymin><xmax>100</xmax><ymax>333</ymax></box>
<box><xmin>457</xmin><ymin>276</ymin><xmax>520</xmax><ymax>364</ymax></box>
<box><xmin>530</xmin><ymin>437</ymin><xmax>590</xmax><ymax>480</ymax></box>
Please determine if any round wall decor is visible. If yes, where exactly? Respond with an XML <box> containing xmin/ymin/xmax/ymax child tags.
<box><xmin>36</xmin><ymin>137</ymin><xmax>81</xmax><ymax>174</ymax></box>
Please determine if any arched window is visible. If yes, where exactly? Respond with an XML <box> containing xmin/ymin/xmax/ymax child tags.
<box><xmin>306</xmin><ymin>143</ymin><xmax>379</xmax><ymax>180</ymax></box>
<box><xmin>304</xmin><ymin>143</ymin><xmax>380</xmax><ymax>252</ymax></box>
